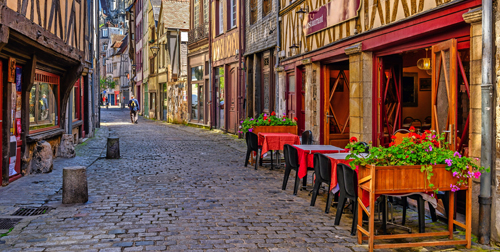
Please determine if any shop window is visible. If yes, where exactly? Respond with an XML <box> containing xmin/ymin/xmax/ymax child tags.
<box><xmin>191</xmin><ymin>66</ymin><xmax>203</xmax><ymax>81</ymax></box>
<box><xmin>250</xmin><ymin>0</ymin><xmax>257</xmax><ymax>24</ymax></box>
<box><xmin>217</xmin><ymin>0</ymin><xmax>223</xmax><ymax>35</ymax></box>
<box><xmin>149</xmin><ymin>93</ymin><xmax>155</xmax><ymax>110</ymax></box>
<box><xmin>203</xmin><ymin>0</ymin><xmax>208</xmax><ymax>23</ymax></box>
<box><xmin>263</xmin><ymin>0</ymin><xmax>272</xmax><ymax>17</ymax></box>
<box><xmin>192</xmin><ymin>84</ymin><xmax>198</xmax><ymax>120</ymax></box>
<box><xmin>29</xmin><ymin>71</ymin><xmax>60</xmax><ymax>132</ymax></box>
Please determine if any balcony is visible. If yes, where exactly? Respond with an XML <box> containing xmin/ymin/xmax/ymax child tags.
<box><xmin>188</xmin><ymin>22</ymin><xmax>209</xmax><ymax>45</ymax></box>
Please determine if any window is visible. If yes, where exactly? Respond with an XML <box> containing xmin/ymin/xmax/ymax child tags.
<box><xmin>29</xmin><ymin>71</ymin><xmax>60</xmax><ymax>132</ymax></box>
<box><xmin>194</xmin><ymin>0</ymin><xmax>200</xmax><ymax>26</ymax></box>
<box><xmin>113</xmin><ymin>62</ymin><xmax>117</xmax><ymax>70</ymax></box>
<box><xmin>191</xmin><ymin>84</ymin><xmax>198</xmax><ymax>120</ymax></box>
<box><xmin>102</xmin><ymin>44</ymin><xmax>107</xmax><ymax>51</ymax></box>
<box><xmin>230</xmin><ymin>0</ymin><xmax>236</xmax><ymax>28</ymax></box>
<box><xmin>102</xmin><ymin>29</ymin><xmax>108</xmax><ymax>37</ymax></box>
<box><xmin>203</xmin><ymin>0</ymin><xmax>208</xmax><ymax>23</ymax></box>
<box><xmin>218</xmin><ymin>1</ymin><xmax>223</xmax><ymax>35</ymax></box>
<box><xmin>263</xmin><ymin>0</ymin><xmax>272</xmax><ymax>17</ymax></box>
<box><xmin>149</xmin><ymin>93</ymin><xmax>155</xmax><ymax>110</ymax></box>
<box><xmin>191</xmin><ymin>66</ymin><xmax>203</xmax><ymax>81</ymax></box>
<box><xmin>250</xmin><ymin>0</ymin><xmax>257</xmax><ymax>24</ymax></box>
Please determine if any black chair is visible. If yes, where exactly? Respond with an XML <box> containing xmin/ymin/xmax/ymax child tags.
<box><xmin>310</xmin><ymin>153</ymin><xmax>334</xmax><ymax>213</ymax></box>
<box><xmin>359</xmin><ymin>142</ymin><xmax>370</xmax><ymax>153</ymax></box>
<box><xmin>244</xmin><ymin>132</ymin><xmax>260</xmax><ymax>170</ymax></box>
<box><xmin>403</xmin><ymin>116</ymin><xmax>414</xmax><ymax>124</ymax></box>
<box><xmin>302</xmin><ymin>130</ymin><xmax>313</xmax><ymax>145</ymax></box>
<box><xmin>401</xmin><ymin>192</ymin><xmax>452</xmax><ymax>232</ymax></box>
<box><xmin>335</xmin><ymin>163</ymin><xmax>358</xmax><ymax>236</ymax></box>
<box><xmin>282</xmin><ymin>144</ymin><xmax>298</xmax><ymax>192</ymax></box>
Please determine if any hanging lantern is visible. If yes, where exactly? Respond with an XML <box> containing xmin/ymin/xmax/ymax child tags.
<box><xmin>417</xmin><ymin>48</ymin><xmax>431</xmax><ymax>70</ymax></box>
<box><xmin>289</xmin><ymin>43</ymin><xmax>299</xmax><ymax>56</ymax></box>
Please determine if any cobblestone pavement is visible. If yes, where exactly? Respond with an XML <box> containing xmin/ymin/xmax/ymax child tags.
<box><xmin>0</xmin><ymin>108</ymin><xmax>496</xmax><ymax>252</ymax></box>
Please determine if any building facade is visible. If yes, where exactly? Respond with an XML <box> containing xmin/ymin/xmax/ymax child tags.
<box><xmin>244</xmin><ymin>0</ymin><xmax>277</xmax><ymax>119</ymax></box>
<box><xmin>210</xmin><ymin>0</ymin><xmax>245</xmax><ymax>134</ymax></box>
<box><xmin>158</xmin><ymin>0</ymin><xmax>189</xmax><ymax>123</ymax></box>
<box><xmin>0</xmin><ymin>0</ymin><xmax>95</xmax><ymax>184</ymax></box>
<box><xmin>187</xmin><ymin>0</ymin><xmax>209</xmax><ymax>126</ymax></box>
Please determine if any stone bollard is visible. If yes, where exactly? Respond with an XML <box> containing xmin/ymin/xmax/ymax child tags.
<box><xmin>62</xmin><ymin>166</ymin><xmax>88</xmax><ymax>204</ymax></box>
<box><xmin>106</xmin><ymin>136</ymin><xmax>120</xmax><ymax>159</ymax></box>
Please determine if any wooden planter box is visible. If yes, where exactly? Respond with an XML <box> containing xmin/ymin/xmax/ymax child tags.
<box><xmin>252</xmin><ymin>125</ymin><xmax>298</xmax><ymax>135</ymax></box>
<box><xmin>356</xmin><ymin>164</ymin><xmax>471</xmax><ymax>252</ymax></box>
<box><xmin>357</xmin><ymin>164</ymin><xmax>466</xmax><ymax>194</ymax></box>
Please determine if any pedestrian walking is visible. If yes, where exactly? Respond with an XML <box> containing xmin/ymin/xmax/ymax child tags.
<box><xmin>128</xmin><ymin>95</ymin><xmax>140</xmax><ymax>124</ymax></box>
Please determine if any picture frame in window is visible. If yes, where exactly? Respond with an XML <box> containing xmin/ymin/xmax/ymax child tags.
<box><xmin>419</xmin><ymin>77</ymin><xmax>432</xmax><ymax>91</ymax></box>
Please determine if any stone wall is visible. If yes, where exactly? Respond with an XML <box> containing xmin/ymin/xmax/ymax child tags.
<box><xmin>303</xmin><ymin>62</ymin><xmax>321</xmax><ymax>143</ymax></box>
<box><xmin>166</xmin><ymin>80</ymin><xmax>188</xmax><ymax>124</ymax></box>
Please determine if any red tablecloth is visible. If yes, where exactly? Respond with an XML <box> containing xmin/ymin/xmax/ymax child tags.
<box><xmin>295</xmin><ymin>146</ymin><xmax>346</xmax><ymax>179</ymax></box>
<box><xmin>258</xmin><ymin>133</ymin><xmax>300</xmax><ymax>157</ymax></box>
<box><xmin>327</xmin><ymin>156</ymin><xmax>370</xmax><ymax>207</ymax></box>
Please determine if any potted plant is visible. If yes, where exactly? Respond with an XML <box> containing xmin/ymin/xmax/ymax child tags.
<box><xmin>345</xmin><ymin>127</ymin><xmax>488</xmax><ymax>195</ymax></box>
<box><xmin>240</xmin><ymin>112</ymin><xmax>298</xmax><ymax>135</ymax></box>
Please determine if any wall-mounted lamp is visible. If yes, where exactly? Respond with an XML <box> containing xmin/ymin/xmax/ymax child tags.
<box><xmin>289</xmin><ymin>43</ymin><xmax>299</xmax><ymax>56</ymax></box>
<box><xmin>296</xmin><ymin>8</ymin><xmax>307</xmax><ymax>20</ymax></box>
<box><xmin>150</xmin><ymin>46</ymin><xmax>159</xmax><ymax>58</ymax></box>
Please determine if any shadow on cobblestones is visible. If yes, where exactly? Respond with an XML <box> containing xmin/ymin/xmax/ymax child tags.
<box><xmin>0</xmin><ymin>109</ymin><xmax>496</xmax><ymax>251</ymax></box>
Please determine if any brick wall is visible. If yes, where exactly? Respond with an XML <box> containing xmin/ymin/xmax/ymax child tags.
<box><xmin>245</xmin><ymin>0</ymin><xmax>277</xmax><ymax>55</ymax></box>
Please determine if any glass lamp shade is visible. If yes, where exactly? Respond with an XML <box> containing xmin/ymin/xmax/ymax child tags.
<box><xmin>417</xmin><ymin>58</ymin><xmax>431</xmax><ymax>70</ymax></box>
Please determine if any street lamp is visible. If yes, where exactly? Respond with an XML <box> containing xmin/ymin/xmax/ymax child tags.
<box><xmin>150</xmin><ymin>46</ymin><xmax>159</xmax><ymax>58</ymax></box>
<box><xmin>296</xmin><ymin>8</ymin><xmax>306</xmax><ymax>20</ymax></box>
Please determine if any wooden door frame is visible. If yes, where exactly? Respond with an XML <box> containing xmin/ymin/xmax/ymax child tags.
<box><xmin>322</xmin><ymin>64</ymin><xmax>350</xmax><ymax>146</ymax></box>
<box><xmin>285</xmin><ymin>70</ymin><xmax>295</xmax><ymax>120</ymax></box>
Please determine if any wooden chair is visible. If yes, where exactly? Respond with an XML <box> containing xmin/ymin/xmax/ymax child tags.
<box><xmin>403</xmin><ymin>116</ymin><xmax>414</xmax><ymax>124</ymax></box>
<box><xmin>392</xmin><ymin>129</ymin><xmax>410</xmax><ymax>146</ymax></box>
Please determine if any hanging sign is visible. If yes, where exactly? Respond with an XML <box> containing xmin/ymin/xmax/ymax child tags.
<box><xmin>7</xmin><ymin>58</ymin><xmax>16</xmax><ymax>82</ymax></box>
<box><xmin>303</xmin><ymin>0</ymin><xmax>361</xmax><ymax>36</ymax></box>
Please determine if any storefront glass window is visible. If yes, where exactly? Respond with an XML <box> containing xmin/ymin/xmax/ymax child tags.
<box><xmin>192</xmin><ymin>84</ymin><xmax>198</xmax><ymax>120</ymax></box>
<box><xmin>192</xmin><ymin>66</ymin><xmax>203</xmax><ymax>81</ymax></box>
<box><xmin>199</xmin><ymin>85</ymin><xmax>204</xmax><ymax>121</ymax></box>
<box><xmin>29</xmin><ymin>82</ymin><xmax>59</xmax><ymax>131</ymax></box>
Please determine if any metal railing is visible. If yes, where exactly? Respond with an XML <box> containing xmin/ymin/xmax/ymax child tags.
<box><xmin>188</xmin><ymin>22</ymin><xmax>209</xmax><ymax>45</ymax></box>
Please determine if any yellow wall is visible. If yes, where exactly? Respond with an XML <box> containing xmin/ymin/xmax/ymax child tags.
<box><xmin>280</xmin><ymin>0</ymin><xmax>455</xmax><ymax>59</ymax></box>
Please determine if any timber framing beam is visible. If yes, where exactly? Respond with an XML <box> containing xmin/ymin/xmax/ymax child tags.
<box><xmin>0</xmin><ymin>25</ymin><xmax>9</xmax><ymax>51</ymax></box>
<box><xmin>0</xmin><ymin>6</ymin><xmax>83</xmax><ymax>63</ymax></box>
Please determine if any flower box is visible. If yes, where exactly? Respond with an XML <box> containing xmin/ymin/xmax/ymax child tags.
<box><xmin>357</xmin><ymin>164</ymin><xmax>467</xmax><ymax>194</ymax></box>
<box><xmin>252</xmin><ymin>125</ymin><xmax>298</xmax><ymax>135</ymax></box>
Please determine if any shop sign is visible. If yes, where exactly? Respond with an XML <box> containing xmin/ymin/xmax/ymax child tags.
<box><xmin>303</xmin><ymin>0</ymin><xmax>361</xmax><ymax>36</ymax></box>
<box><xmin>7</xmin><ymin>58</ymin><xmax>16</xmax><ymax>82</ymax></box>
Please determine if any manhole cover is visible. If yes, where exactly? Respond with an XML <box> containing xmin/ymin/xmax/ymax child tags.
<box><xmin>136</xmin><ymin>175</ymin><xmax>180</xmax><ymax>184</ymax></box>
<box><xmin>12</xmin><ymin>206</ymin><xmax>52</xmax><ymax>216</ymax></box>
<box><xmin>0</xmin><ymin>218</ymin><xmax>22</xmax><ymax>229</ymax></box>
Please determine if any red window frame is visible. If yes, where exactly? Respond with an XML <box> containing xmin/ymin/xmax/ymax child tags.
<box><xmin>29</xmin><ymin>70</ymin><xmax>61</xmax><ymax>134</ymax></box>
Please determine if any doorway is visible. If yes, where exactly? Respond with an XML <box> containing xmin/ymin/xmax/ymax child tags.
<box><xmin>228</xmin><ymin>66</ymin><xmax>237</xmax><ymax>133</ymax></box>
<box><xmin>216</xmin><ymin>67</ymin><xmax>225</xmax><ymax>129</ymax></box>
<box><xmin>323</xmin><ymin>62</ymin><xmax>350</xmax><ymax>147</ymax></box>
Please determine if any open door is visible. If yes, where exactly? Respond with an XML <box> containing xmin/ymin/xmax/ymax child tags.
<box><xmin>431</xmin><ymin>39</ymin><xmax>458</xmax><ymax>151</ymax></box>
<box><xmin>324</xmin><ymin>64</ymin><xmax>350</xmax><ymax>147</ymax></box>
<box><xmin>378</xmin><ymin>56</ymin><xmax>403</xmax><ymax>147</ymax></box>
<box><xmin>286</xmin><ymin>72</ymin><xmax>296</xmax><ymax>120</ymax></box>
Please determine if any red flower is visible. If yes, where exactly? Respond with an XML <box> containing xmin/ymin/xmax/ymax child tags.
<box><xmin>425</xmin><ymin>130</ymin><xmax>431</xmax><ymax>134</ymax></box>
<box><xmin>268</xmin><ymin>119</ymin><xmax>271</xmax><ymax>123</ymax></box>
<box><xmin>406</xmin><ymin>155</ymin><xmax>409</xmax><ymax>158</ymax></box>
<box><xmin>271</xmin><ymin>111</ymin><xmax>276</xmax><ymax>116</ymax></box>
<box><xmin>350</xmin><ymin>137</ymin><xmax>358</xmax><ymax>143</ymax></box>
<box><xmin>391</xmin><ymin>135</ymin><xmax>397</xmax><ymax>140</ymax></box>
<box><xmin>293</xmin><ymin>117</ymin><xmax>298</xmax><ymax>121</ymax></box>
<box><xmin>263</xmin><ymin>116</ymin><xmax>267</xmax><ymax>120</ymax></box>
<box><xmin>409</xmin><ymin>126</ymin><xmax>416</xmax><ymax>132</ymax></box>
<box><xmin>389</xmin><ymin>142</ymin><xmax>395</xmax><ymax>147</ymax></box>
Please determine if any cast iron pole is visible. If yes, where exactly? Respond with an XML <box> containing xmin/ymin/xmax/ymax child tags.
<box><xmin>479</xmin><ymin>2</ymin><xmax>494</xmax><ymax>244</ymax></box>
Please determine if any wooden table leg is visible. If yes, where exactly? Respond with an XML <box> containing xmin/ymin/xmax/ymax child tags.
<box><xmin>448</xmin><ymin>192</ymin><xmax>455</xmax><ymax>239</ymax></box>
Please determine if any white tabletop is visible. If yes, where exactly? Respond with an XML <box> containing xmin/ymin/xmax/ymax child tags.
<box><xmin>323</xmin><ymin>153</ymin><xmax>368</xmax><ymax>159</ymax></box>
<box><xmin>293</xmin><ymin>145</ymin><xmax>344</xmax><ymax>151</ymax></box>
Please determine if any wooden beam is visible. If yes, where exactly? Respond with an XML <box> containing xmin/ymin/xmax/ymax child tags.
<box><xmin>373</xmin><ymin>239</ymin><xmax>467</xmax><ymax>249</ymax></box>
<box><xmin>21</xmin><ymin>54</ymin><xmax>36</xmax><ymax>167</ymax></box>
<box><xmin>2</xmin><ymin>61</ymin><xmax>11</xmax><ymax>186</ymax></box>
<box><xmin>0</xmin><ymin>25</ymin><xmax>9</xmax><ymax>51</ymax></box>
<box><xmin>1</xmin><ymin>6</ymin><xmax>83</xmax><ymax>62</ymax></box>
<box><xmin>59</xmin><ymin>64</ymin><xmax>83</xmax><ymax>133</ymax></box>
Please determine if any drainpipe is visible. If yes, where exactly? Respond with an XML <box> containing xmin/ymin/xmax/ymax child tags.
<box><xmin>275</xmin><ymin>0</ymin><xmax>280</xmax><ymax>113</ymax></box>
<box><xmin>478</xmin><ymin>0</ymin><xmax>494</xmax><ymax>245</ymax></box>
<box><xmin>68</xmin><ymin>90</ymin><xmax>73</xmax><ymax>135</ymax></box>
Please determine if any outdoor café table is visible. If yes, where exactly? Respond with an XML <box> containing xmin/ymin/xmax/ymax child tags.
<box><xmin>293</xmin><ymin>145</ymin><xmax>346</xmax><ymax>179</ymax></box>
<box><xmin>258</xmin><ymin>133</ymin><xmax>300</xmax><ymax>169</ymax></box>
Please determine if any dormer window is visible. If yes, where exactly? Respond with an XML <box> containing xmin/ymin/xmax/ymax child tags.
<box><xmin>102</xmin><ymin>29</ymin><xmax>109</xmax><ymax>37</ymax></box>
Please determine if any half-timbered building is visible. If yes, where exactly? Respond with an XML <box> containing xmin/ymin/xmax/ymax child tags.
<box><xmin>0</xmin><ymin>0</ymin><xmax>94</xmax><ymax>184</ymax></box>
<box><xmin>210</xmin><ymin>0</ymin><xmax>245</xmax><ymax>134</ymax></box>
<box><xmin>277</xmin><ymin>0</ymin><xmax>483</xmax><ymax>238</ymax></box>
<box><xmin>244</xmin><ymin>0</ymin><xmax>278</xmax><ymax>118</ymax></box>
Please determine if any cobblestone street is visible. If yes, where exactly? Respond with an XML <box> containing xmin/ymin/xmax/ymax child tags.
<box><xmin>0</xmin><ymin>108</ymin><xmax>494</xmax><ymax>252</ymax></box>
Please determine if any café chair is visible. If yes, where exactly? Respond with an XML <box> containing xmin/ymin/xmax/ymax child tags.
<box><xmin>282</xmin><ymin>144</ymin><xmax>298</xmax><ymax>193</ymax></box>
<box><xmin>402</xmin><ymin>192</ymin><xmax>452</xmax><ymax>233</ymax></box>
<box><xmin>244</xmin><ymin>132</ymin><xmax>261</xmax><ymax>170</ymax></box>
<box><xmin>310</xmin><ymin>153</ymin><xmax>334</xmax><ymax>213</ymax></box>
<box><xmin>302</xmin><ymin>130</ymin><xmax>313</xmax><ymax>145</ymax></box>
<box><xmin>425</xmin><ymin>116</ymin><xmax>432</xmax><ymax>124</ymax></box>
<box><xmin>335</xmin><ymin>163</ymin><xmax>358</xmax><ymax>236</ymax></box>
<box><xmin>403</xmin><ymin>116</ymin><xmax>414</xmax><ymax>124</ymax></box>
<box><xmin>393</xmin><ymin>129</ymin><xmax>410</xmax><ymax>146</ymax></box>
